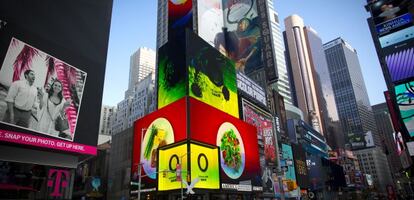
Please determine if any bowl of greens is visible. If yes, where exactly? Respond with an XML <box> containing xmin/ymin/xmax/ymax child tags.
<box><xmin>216</xmin><ymin>122</ymin><xmax>245</xmax><ymax>179</ymax></box>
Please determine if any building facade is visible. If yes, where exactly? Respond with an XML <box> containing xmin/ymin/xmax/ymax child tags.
<box><xmin>323</xmin><ymin>38</ymin><xmax>380</xmax><ymax>150</ymax></box>
<box><xmin>99</xmin><ymin>105</ymin><xmax>116</xmax><ymax>136</ymax></box>
<box><xmin>354</xmin><ymin>147</ymin><xmax>393</xmax><ymax>194</ymax></box>
<box><xmin>304</xmin><ymin>26</ymin><xmax>345</xmax><ymax>149</ymax></box>
<box><xmin>284</xmin><ymin>15</ymin><xmax>324</xmax><ymax>134</ymax></box>
<box><xmin>126</xmin><ymin>47</ymin><xmax>156</xmax><ymax>98</ymax></box>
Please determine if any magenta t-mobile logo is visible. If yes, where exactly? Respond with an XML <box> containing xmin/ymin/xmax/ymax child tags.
<box><xmin>47</xmin><ymin>169</ymin><xmax>70</xmax><ymax>197</ymax></box>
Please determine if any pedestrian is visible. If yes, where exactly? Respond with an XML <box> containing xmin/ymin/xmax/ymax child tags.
<box><xmin>3</xmin><ymin>69</ymin><xmax>43</xmax><ymax>127</ymax></box>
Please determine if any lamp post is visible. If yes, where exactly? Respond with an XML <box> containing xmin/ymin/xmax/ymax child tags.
<box><xmin>138</xmin><ymin>128</ymin><xmax>146</xmax><ymax>200</ymax></box>
<box><xmin>179</xmin><ymin>151</ymin><xmax>191</xmax><ymax>200</ymax></box>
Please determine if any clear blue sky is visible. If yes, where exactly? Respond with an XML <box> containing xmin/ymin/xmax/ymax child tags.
<box><xmin>102</xmin><ymin>0</ymin><xmax>387</xmax><ymax>107</ymax></box>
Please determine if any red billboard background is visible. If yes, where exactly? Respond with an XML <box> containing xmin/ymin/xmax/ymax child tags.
<box><xmin>189</xmin><ymin>97</ymin><xmax>261</xmax><ymax>189</ymax></box>
<box><xmin>132</xmin><ymin>98</ymin><xmax>187</xmax><ymax>190</ymax></box>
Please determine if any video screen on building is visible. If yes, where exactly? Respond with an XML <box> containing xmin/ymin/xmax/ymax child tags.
<box><xmin>189</xmin><ymin>97</ymin><xmax>262</xmax><ymax>192</ymax></box>
<box><xmin>132</xmin><ymin>98</ymin><xmax>187</xmax><ymax>192</ymax></box>
<box><xmin>0</xmin><ymin>0</ymin><xmax>112</xmax><ymax>155</ymax></box>
<box><xmin>157</xmin><ymin>41</ymin><xmax>186</xmax><ymax>109</ymax></box>
<box><xmin>187</xmin><ymin>31</ymin><xmax>239</xmax><ymax>118</ymax></box>
<box><xmin>394</xmin><ymin>81</ymin><xmax>414</xmax><ymax>137</ymax></box>
<box><xmin>241</xmin><ymin>99</ymin><xmax>277</xmax><ymax>167</ymax></box>
<box><xmin>369</xmin><ymin>0</ymin><xmax>414</xmax><ymax>35</ymax></box>
<box><xmin>168</xmin><ymin>0</ymin><xmax>193</xmax><ymax>40</ymax></box>
<box><xmin>385</xmin><ymin>47</ymin><xmax>414</xmax><ymax>83</ymax></box>
<box><xmin>291</xmin><ymin>144</ymin><xmax>309</xmax><ymax>189</ymax></box>
<box><xmin>197</xmin><ymin>0</ymin><xmax>225</xmax><ymax>49</ymax></box>
<box><xmin>221</xmin><ymin>0</ymin><xmax>262</xmax><ymax>74</ymax></box>
<box><xmin>0</xmin><ymin>38</ymin><xmax>86</xmax><ymax>141</ymax></box>
<box><xmin>280</xmin><ymin>143</ymin><xmax>300</xmax><ymax>198</ymax></box>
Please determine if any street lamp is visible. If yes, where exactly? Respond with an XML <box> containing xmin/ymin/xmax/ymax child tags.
<box><xmin>179</xmin><ymin>151</ymin><xmax>191</xmax><ymax>200</ymax></box>
<box><xmin>138</xmin><ymin>128</ymin><xmax>146</xmax><ymax>200</ymax></box>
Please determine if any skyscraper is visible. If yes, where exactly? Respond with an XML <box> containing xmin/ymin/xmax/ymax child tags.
<box><xmin>304</xmin><ymin>26</ymin><xmax>345</xmax><ymax>149</ymax></box>
<box><xmin>267</xmin><ymin>1</ymin><xmax>292</xmax><ymax>105</ymax></box>
<box><xmin>99</xmin><ymin>105</ymin><xmax>116</xmax><ymax>136</ymax></box>
<box><xmin>323</xmin><ymin>37</ymin><xmax>380</xmax><ymax>149</ymax></box>
<box><xmin>284</xmin><ymin>15</ymin><xmax>324</xmax><ymax>134</ymax></box>
<box><xmin>126</xmin><ymin>47</ymin><xmax>156</xmax><ymax>98</ymax></box>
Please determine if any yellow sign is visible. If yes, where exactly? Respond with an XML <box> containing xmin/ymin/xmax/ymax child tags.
<box><xmin>158</xmin><ymin>143</ymin><xmax>188</xmax><ymax>191</ymax></box>
<box><xmin>190</xmin><ymin>143</ymin><xmax>220</xmax><ymax>189</ymax></box>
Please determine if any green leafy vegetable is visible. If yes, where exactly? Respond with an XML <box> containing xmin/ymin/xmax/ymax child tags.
<box><xmin>144</xmin><ymin>125</ymin><xmax>157</xmax><ymax>159</ymax></box>
<box><xmin>220</xmin><ymin>129</ymin><xmax>241</xmax><ymax>172</ymax></box>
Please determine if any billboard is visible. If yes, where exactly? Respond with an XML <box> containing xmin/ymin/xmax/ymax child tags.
<box><xmin>190</xmin><ymin>142</ymin><xmax>220</xmax><ymax>190</ymax></box>
<box><xmin>132</xmin><ymin>98</ymin><xmax>187</xmax><ymax>192</ymax></box>
<box><xmin>384</xmin><ymin>47</ymin><xmax>414</xmax><ymax>83</ymax></box>
<box><xmin>157</xmin><ymin>39</ymin><xmax>186</xmax><ymax>109</ymax></box>
<box><xmin>241</xmin><ymin>99</ymin><xmax>277</xmax><ymax>166</ymax></box>
<box><xmin>168</xmin><ymin>0</ymin><xmax>193</xmax><ymax>40</ymax></box>
<box><xmin>280</xmin><ymin>143</ymin><xmax>300</xmax><ymax>198</ymax></box>
<box><xmin>158</xmin><ymin>31</ymin><xmax>239</xmax><ymax>118</ymax></box>
<box><xmin>394</xmin><ymin>81</ymin><xmax>414</xmax><ymax>137</ymax></box>
<box><xmin>197</xmin><ymin>0</ymin><xmax>225</xmax><ymax>49</ymax></box>
<box><xmin>369</xmin><ymin>0</ymin><xmax>414</xmax><ymax>28</ymax></box>
<box><xmin>0</xmin><ymin>0</ymin><xmax>112</xmax><ymax>155</ymax></box>
<box><xmin>0</xmin><ymin>38</ymin><xmax>85</xmax><ymax>141</ymax></box>
<box><xmin>221</xmin><ymin>0</ymin><xmax>262</xmax><ymax>74</ymax></box>
<box><xmin>292</xmin><ymin>144</ymin><xmax>309</xmax><ymax>189</ymax></box>
<box><xmin>158</xmin><ymin>143</ymin><xmax>187</xmax><ymax>191</ymax></box>
<box><xmin>189</xmin><ymin>97</ymin><xmax>262</xmax><ymax>191</ymax></box>
<box><xmin>187</xmin><ymin>31</ymin><xmax>239</xmax><ymax>118</ymax></box>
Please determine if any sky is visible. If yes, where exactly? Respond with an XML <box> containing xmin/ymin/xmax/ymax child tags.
<box><xmin>102</xmin><ymin>0</ymin><xmax>387</xmax><ymax>107</ymax></box>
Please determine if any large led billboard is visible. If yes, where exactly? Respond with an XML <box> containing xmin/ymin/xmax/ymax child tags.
<box><xmin>158</xmin><ymin>142</ymin><xmax>187</xmax><ymax>191</ymax></box>
<box><xmin>132</xmin><ymin>98</ymin><xmax>187</xmax><ymax>192</ymax></box>
<box><xmin>197</xmin><ymin>0</ymin><xmax>225</xmax><ymax>49</ymax></box>
<box><xmin>0</xmin><ymin>0</ymin><xmax>112</xmax><ymax>155</ymax></box>
<box><xmin>168</xmin><ymin>0</ymin><xmax>193</xmax><ymax>40</ymax></box>
<box><xmin>157</xmin><ymin>141</ymin><xmax>220</xmax><ymax>192</ymax></box>
<box><xmin>280</xmin><ymin>143</ymin><xmax>300</xmax><ymax>198</ymax></box>
<box><xmin>189</xmin><ymin>142</ymin><xmax>220</xmax><ymax>190</ymax></box>
<box><xmin>385</xmin><ymin>47</ymin><xmax>414</xmax><ymax>83</ymax></box>
<box><xmin>158</xmin><ymin>31</ymin><xmax>239</xmax><ymax>118</ymax></box>
<box><xmin>394</xmin><ymin>81</ymin><xmax>414</xmax><ymax>137</ymax></box>
<box><xmin>292</xmin><ymin>144</ymin><xmax>309</xmax><ymax>189</ymax></box>
<box><xmin>157</xmin><ymin>40</ymin><xmax>186</xmax><ymax>109</ymax></box>
<box><xmin>189</xmin><ymin>98</ymin><xmax>262</xmax><ymax>192</ymax></box>
<box><xmin>187</xmin><ymin>31</ymin><xmax>239</xmax><ymax>118</ymax></box>
<box><xmin>241</xmin><ymin>99</ymin><xmax>277</xmax><ymax>166</ymax></box>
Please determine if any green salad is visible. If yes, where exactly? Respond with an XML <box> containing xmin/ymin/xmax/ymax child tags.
<box><xmin>220</xmin><ymin>129</ymin><xmax>242</xmax><ymax>172</ymax></box>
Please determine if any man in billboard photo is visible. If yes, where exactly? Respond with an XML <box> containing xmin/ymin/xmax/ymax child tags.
<box><xmin>37</xmin><ymin>79</ymin><xmax>72</xmax><ymax>139</ymax></box>
<box><xmin>3</xmin><ymin>69</ymin><xmax>43</xmax><ymax>128</ymax></box>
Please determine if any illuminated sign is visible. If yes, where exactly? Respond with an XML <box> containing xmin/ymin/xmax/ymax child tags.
<box><xmin>158</xmin><ymin>143</ymin><xmax>187</xmax><ymax>191</ymax></box>
<box><xmin>376</xmin><ymin>13</ymin><xmax>412</xmax><ymax>35</ymax></box>
<box><xmin>190</xmin><ymin>143</ymin><xmax>220</xmax><ymax>189</ymax></box>
<box><xmin>394</xmin><ymin>81</ymin><xmax>414</xmax><ymax>137</ymax></box>
<box><xmin>157</xmin><ymin>141</ymin><xmax>220</xmax><ymax>191</ymax></box>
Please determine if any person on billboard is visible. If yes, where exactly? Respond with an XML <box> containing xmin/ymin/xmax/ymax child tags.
<box><xmin>36</xmin><ymin>79</ymin><xmax>72</xmax><ymax>138</ymax></box>
<box><xmin>3</xmin><ymin>69</ymin><xmax>43</xmax><ymax>127</ymax></box>
<box><xmin>224</xmin><ymin>17</ymin><xmax>262</xmax><ymax>74</ymax></box>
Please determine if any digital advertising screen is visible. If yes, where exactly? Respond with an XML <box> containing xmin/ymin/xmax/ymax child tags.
<box><xmin>370</xmin><ymin>0</ymin><xmax>414</xmax><ymax>27</ymax></box>
<box><xmin>241</xmin><ymin>99</ymin><xmax>277</xmax><ymax>166</ymax></box>
<box><xmin>0</xmin><ymin>0</ymin><xmax>112</xmax><ymax>155</ymax></box>
<box><xmin>157</xmin><ymin>40</ymin><xmax>186</xmax><ymax>109</ymax></box>
<box><xmin>221</xmin><ymin>0</ymin><xmax>262</xmax><ymax>75</ymax></box>
<box><xmin>190</xmin><ymin>142</ymin><xmax>220</xmax><ymax>190</ymax></box>
<box><xmin>292</xmin><ymin>144</ymin><xmax>309</xmax><ymax>189</ymax></box>
<box><xmin>132</xmin><ymin>98</ymin><xmax>187</xmax><ymax>192</ymax></box>
<box><xmin>280</xmin><ymin>143</ymin><xmax>300</xmax><ymax>198</ymax></box>
<box><xmin>168</xmin><ymin>0</ymin><xmax>193</xmax><ymax>40</ymax></box>
<box><xmin>394</xmin><ymin>81</ymin><xmax>414</xmax><ymax>137</ymax></box>
<box><xmin>189</xmin><ymin>97</ymin><xmax>261</xmax><ymax>192</ymax></box>
<box><xmin>385</xmin><ymin>47</ymin><xmax>414</xmax><ymax>83</ymax></box>
<box><xmin>197</xmin><ymin>0</ymin><xmax>225</xmax><ymax>49</ymax></box>
<box><xmin>158</xmin><ymin>142</ymin><xmax>188</xmax><ymax>191</ymax></box>
<box><xmin>187</xmin><ymin>31</ymin><xmax>239</xmax><ymax>118</ymax></box>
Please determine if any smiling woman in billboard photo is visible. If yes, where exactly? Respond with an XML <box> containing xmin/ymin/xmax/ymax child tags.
<box><xmin>0</xmin><ymin>38</ymin><xmax>86</xmax><ymax>141</ymax></box>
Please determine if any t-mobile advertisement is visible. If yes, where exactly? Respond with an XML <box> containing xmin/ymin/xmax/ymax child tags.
<box><xmin>0</xmin><ymin>0</ymin><xmax>113</xmax><ymax>155</ymax></box>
